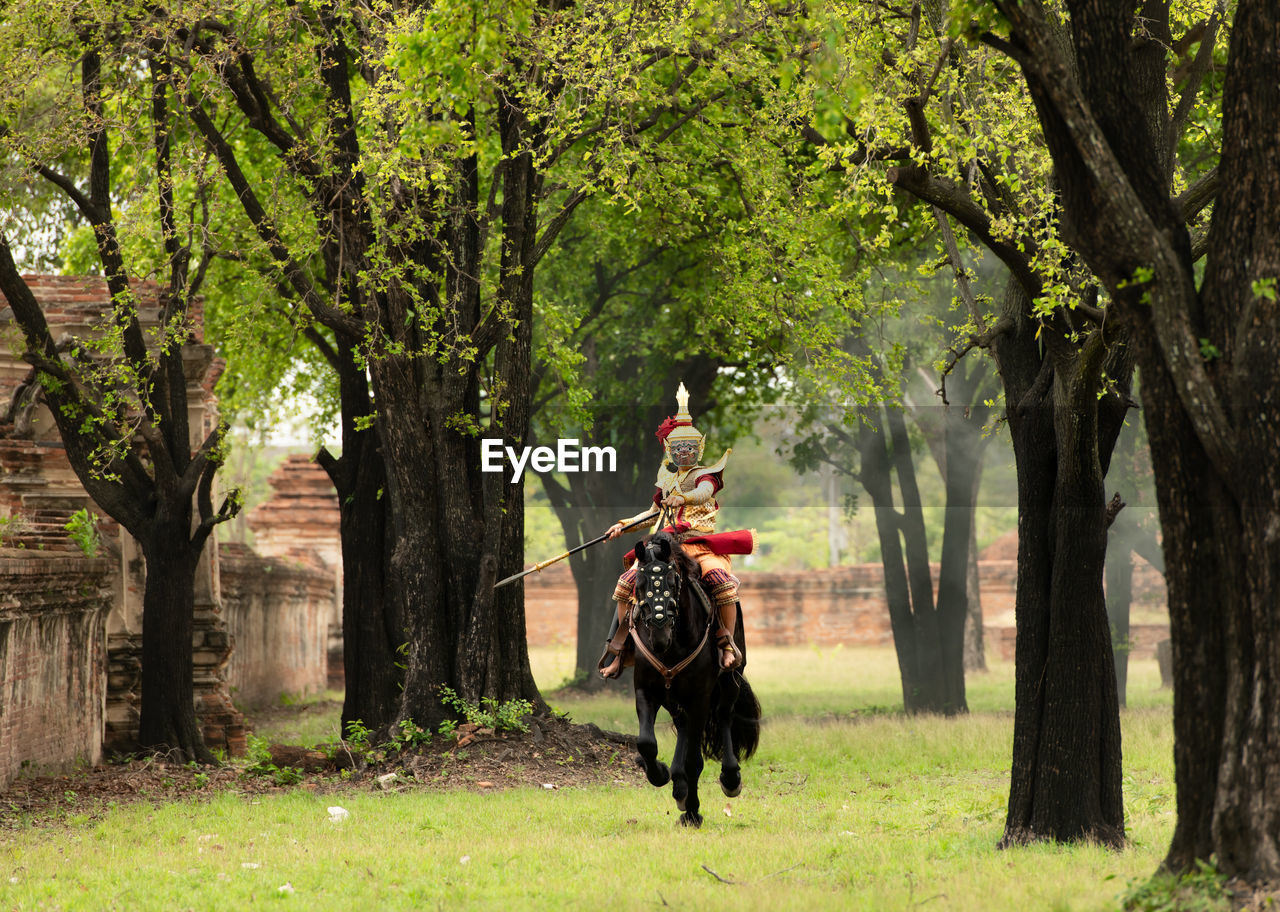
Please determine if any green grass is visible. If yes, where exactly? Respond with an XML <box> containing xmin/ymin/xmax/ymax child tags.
<box><xmin>0</xmin><ymin>647</ymin><xmax>1175</xmax><ymax>911</ymax></box>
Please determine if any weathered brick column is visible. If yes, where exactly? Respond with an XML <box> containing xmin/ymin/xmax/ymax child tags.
<box><xmin>246</xmin><ymin>455</ymin><xmax>343</xmax><ymax>689</ymax></box>
<box><xmin>2</xmin><ymin>275</ymin><xmax>245</xmax><ymax>758</ymax></box>
<box><xmin>0</xmin><ymin>552</ymin><xmax>113</xmax><ymax>789</ymax></box>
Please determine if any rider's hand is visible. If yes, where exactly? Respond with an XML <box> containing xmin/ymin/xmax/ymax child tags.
<box><xmin>606</xmin><ymin>523</ymin><xmax>624</xmax><ymax>540</ymax></box>
<box><xmin>661</xmin><ymin>493</ymin><xmax>685</xmax><ymax>508</ymax></box>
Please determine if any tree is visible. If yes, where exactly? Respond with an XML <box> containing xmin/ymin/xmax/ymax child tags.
<box><xmin>530</xmin><ymin>196</ymin><xmax>804</xmax><ymax>687</ymax></box>
<box><xmin>158</xmin><ymin>0</ymin><xmax>854</xmax><ymax>729</ymax></box>
<box><xmin>799</xmin><ymin>0</ymin><xmax>1168</xmax><ymax>843</ymax></box>
<box><xmin>0</xmin><ymin>15</ymin><xmax>240</xmax><ymax>760</ymax></box>
<box><xmin>792</xmin><ymin>321</ymin><xmax>992</xmax><ymax>715</ymax></box>
<box><xmin>983</xmin><ymin>0</ymin><xmax>1280</xmax><ymax>883</ymax></box>
<box><xmin>1103</xmin><ymin>411</ymin><xmax>1162</xmax><ymax>706</ymax></box>
<box><xmin>903</xmin><ymin>358</ymin><xmax>995</xmax><ymax>673</ymax></box>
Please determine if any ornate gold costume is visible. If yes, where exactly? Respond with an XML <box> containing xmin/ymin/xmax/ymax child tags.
<box><xmin>599</xmin><ymin>382</ymin><xmax>749</xmax><ymax>677</ymax></box>
<box><xmin>617</xmin><ymin>449</ymin><xmax>731</xmax><ymax>535</ymax></box>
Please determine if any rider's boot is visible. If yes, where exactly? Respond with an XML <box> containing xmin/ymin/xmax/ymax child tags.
<box><xmin>715</xmin><ymin>598</ymin><xmax>743</xmax><ymax>671</ymax></box>
<box><xmin>597</xmin><ymin>600</ymin><xmax>632</xmax><ymax>679</ymax></box>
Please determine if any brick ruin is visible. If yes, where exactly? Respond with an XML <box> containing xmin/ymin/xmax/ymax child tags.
<box><xmin>0</xmin><ymin>277</ymin><xmax>336</xmax><ymax>787</ymax></box>
<box><xmin>244</xmin><ymin>454</ymin><xmax>344</xmax><ymax>692</ymax></box>
<box><xmin>522</xmin><ymin>550</ymin><xmax>1169</xmax><ymax>660</ymax></box>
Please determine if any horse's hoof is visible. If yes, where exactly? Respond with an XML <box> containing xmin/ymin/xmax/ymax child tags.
<box><xmin>675</xmin><ymin>795</ymin><xmax>686</xmax><ymax>811</ymax></box>
<box><xmin>646</xmin><ymin>763</ymin><xmax>670</xmax><ymax>788</ymax></box>
<box><xmin>720</xmin><ymin>779</ymin><xmax>741</xmax><ymax>798</ymax></box>
<box><xmin>679</xmin><ymin>811</ymin><xmax>703</xmax><ymax>828</ymax></box>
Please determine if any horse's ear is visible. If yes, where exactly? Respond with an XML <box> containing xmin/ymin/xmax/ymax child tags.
<box><xmin>633</xmin><ymin>540</ymin><xmax>649</xmax><ymax>563</ymax></box>
<box><xmin>652</xmin><ymin>536</ymin><xmax>671</xmax><ymax>562</ymax></box>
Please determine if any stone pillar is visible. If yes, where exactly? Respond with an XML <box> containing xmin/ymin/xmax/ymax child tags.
<box><xmin>2</xmin><ymin>276</ymin><xmax>244</xmax><ymax>757</ymax></box>
<box><xmin>246</xmin><ymin>454</ymin><xmax>343</xmax><ymax>689</ymax></box>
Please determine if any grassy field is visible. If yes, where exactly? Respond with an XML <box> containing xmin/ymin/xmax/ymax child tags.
<box><xmin>0</xmin><ymin>646</ymin><xmax>1176</xmax><ymax>911</ymax></box>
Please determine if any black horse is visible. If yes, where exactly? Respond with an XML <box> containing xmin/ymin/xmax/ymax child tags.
<box><xmin>628</xmin><ymin>531</ymin><xmax>761</xmax><ymax>827</ymax></box>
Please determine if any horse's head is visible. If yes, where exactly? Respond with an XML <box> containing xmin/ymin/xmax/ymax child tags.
<box><xmin>632</xmin><ymin>533</ymin><xmax>686</xmax><ymax>652</ymax></box>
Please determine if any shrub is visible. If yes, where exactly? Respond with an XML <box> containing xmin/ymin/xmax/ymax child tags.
<box><xmin>439</xmin><ymin>686</ymin><xmax>535</xmax><ymax>733</ymax></box>
<box><xmin>64</xmin><ymin>509</ymin><xmax>101</xmax><ymax>558</ymax></box>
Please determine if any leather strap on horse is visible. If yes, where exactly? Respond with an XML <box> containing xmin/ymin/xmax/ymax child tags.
<box><xmin>628</xmin><ymin>581</ymin><xmax>715</xmax><ymax>689</ymax></box>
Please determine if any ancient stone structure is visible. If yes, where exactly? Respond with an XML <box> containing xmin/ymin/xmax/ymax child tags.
<box><xmin>0</xmin><ymin>277</ymin><xmax>333</xmax><ymax>786</ymax></box>
<box><xmin>219</xmin><ymin>542</ymin><xmax>334</xmax><ymax>707</ymax></box>
<box><xmin>244</xmin><ymin>455</ymin><xmax>343</xmax><ymax>690</ymax></box>
<box><xmin>522</xmin><ymin>555</ymin><xmax>1170</xmax><ymax>659</ymax></box>
<box><xmin>0</xmin><ymin>551</ymin><xmax>113</xmax><ymax>786</ymax></box>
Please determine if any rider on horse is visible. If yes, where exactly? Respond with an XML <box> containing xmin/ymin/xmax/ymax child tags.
<box><xmin>598</xmin><ymin>382</ymin><xmax>754</xmax><ymax>679</ymax></box>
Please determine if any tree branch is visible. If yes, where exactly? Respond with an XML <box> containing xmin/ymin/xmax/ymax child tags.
<box><xmin>1167</xmin><ymin>10</ymin><xmax>1224</xmax><ymax>171</ymax></box>
<box><xmin>888</xmin><ymin>165</ymin><xmax>1041</xmax><ymax>297</ymax></box>
<box><xmin>1174</xmin><ymin>166</ymin><xmax>1219</xmax><ymax>224</ymax></box>
<box><xmin>185</xmin><ymin>94</ymin><xmax>360</xmax><ymax>337</ymax></box>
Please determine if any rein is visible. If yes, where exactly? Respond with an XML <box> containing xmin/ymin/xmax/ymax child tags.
<box><xmin>629</xmin><ymin>577</ymin><xmax>715</xmax><ymax>689</ymax></box>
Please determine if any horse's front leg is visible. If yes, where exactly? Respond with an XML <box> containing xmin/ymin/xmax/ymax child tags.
<box><xmin>669</xmin><ymin>709</ymin><xmax>690</xmax><ymax>811</ymax></box>
<box><xmin>634</xmin><ymin>685</ymin><xmax>670</xmax><ymax>788</ymax></box>
<box><xmin>716</xmin><ymin>674</ymin><xmax>742</xmax><ymax>798</ymax></box>
<box><xmin>674</xmin><ymin>705</ymin><xmax>708</xmax><ymax>828</ymax></box>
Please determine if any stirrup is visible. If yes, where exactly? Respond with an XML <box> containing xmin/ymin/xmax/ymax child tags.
<box><xmin>598</xmin><ymin>643</ymin><xmax>625</xmax><ymax>679</ymax></box>
<box><xmin>716</xmin><ymin>628</ymin><xmax>743</xmax><ymax>670</ymax></box>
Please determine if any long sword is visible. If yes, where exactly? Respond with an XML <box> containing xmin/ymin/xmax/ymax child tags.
<box><xmin>493</xmin><ymin>510</ymin><xmax>660</xmax><ymax>589</ymax></box>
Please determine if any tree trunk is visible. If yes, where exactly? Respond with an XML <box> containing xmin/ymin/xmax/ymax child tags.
<box><xmin>315</xmin><ymin>330</ymin><xmax>403</xmax><ymax>734</ymax></box>
<box><xmin>994</xmin><ymin>283</ymin><xmax>1126</xmax><ymax>848</ymax></box>
<box><xmin>455</xmin><ymin>123</ymin><xmax>544</xmax><ymax>710</ymax></box>
<box><xmin>384</xmin><ymin>368</ymin><xmax>462</xmax><ymax>729</ymax></box>
<box><xmin>994</xmin><ymin>0</ymin><xmax>1280</xmax><ymax>876</ymax></box>
<box><xmin>963</xmin><ymin>509</ymin><xmax>986</xmax><ymax>672</ymax></box>
<box><xmin>1140</xmin><ymin>351</ymin><xmax>1232</xmax><ymax>872</ymax></box>
<box><xmin>857</xmin><ymin>401</ymin><xmax>966</xmax><ymax>714</ymax></box>
<box><xmin>390</xmin><ymin>115</ymin><xmax>545</xmax><ymax>727</ymax></box>
<box><xmin>320</xmin><ymin>427</ymin><xmax>401</xmax><ymax>734</ymax></box>
<box><xmin>936</xmin><ymin>404</ymin><xmax>984</xmax><ymax>708</ymax></box>
<box><xmin>908</xmin><ymin>364</ymin><xmax>990</xmax><ymax>677</ymax></box>
<box><xmin>138</xmin><ymin>516</ymin><xmax>212</xmax><ymax>763</ymax></box>
<box><xmin>1103</xmin><ymin>411</ymin><xmax>1146</xmax><ymax>707</ymax></box>
<box><xmin>1152</xmin><ymin>2</ymin><xmax>1280</xmax><ymax>875</ymax></box>
<box><xmin>859</xmin><ymin>408</ymin><xmax>924</xmax><ymax>711</ymax></box>
<box><xmin>885</xmin><ymin>406</ymin><xmax>952</xmax><ymax>712</ymax></box>
<box><xmin>1105</xmin><ymin>520</ymin><xmax>1134</xmax><ymax>708</ymax></box>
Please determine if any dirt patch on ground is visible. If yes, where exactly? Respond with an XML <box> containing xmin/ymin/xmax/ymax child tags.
<box><xmin>0</xmin><ymin>713</ymin><xmax>641</xmax><ymax>828</ymax></box>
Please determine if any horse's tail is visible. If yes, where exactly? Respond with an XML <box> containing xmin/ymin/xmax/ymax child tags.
<box><xmin>702</xmin><ymin>673</ymin><xmax>762</xmax><ymax>762</ymax></box>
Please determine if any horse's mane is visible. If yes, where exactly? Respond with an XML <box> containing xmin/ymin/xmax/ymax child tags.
<box><xmin>648</xmin><ymin>531</ymin><xmax>701</xmax><ymax>581</ymax></box>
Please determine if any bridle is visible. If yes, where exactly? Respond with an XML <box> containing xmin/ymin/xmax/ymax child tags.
<box><xmin>628</xmin><ymin>545</ymin><xmax>714</xmax><ymax>689</ymax></box>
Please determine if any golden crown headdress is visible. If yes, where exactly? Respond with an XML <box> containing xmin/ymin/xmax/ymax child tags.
<box><xmin>655</xmin><ymin>382</ymin><xmax>705</xmax><ymax>460</ymax></box>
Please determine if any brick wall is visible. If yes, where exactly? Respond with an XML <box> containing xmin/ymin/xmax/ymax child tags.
<box><xmin>219</xmin><ymin>543</ymin><xmax>335</xmax><ymax>708</ymax></box>
<box><xmin>522</xmin><ymin>559</ymin><xmax>1171</xmax><ymax>658</ymax></box>
<box><xmin>0</xmin><ymin>554</ymin><xmax>113</xmax><ymax>789</ymax></box>
<box><xmin>245</xmin><ymin>455</ymin><xmax>343</xmax><ymax>689</ymax></box>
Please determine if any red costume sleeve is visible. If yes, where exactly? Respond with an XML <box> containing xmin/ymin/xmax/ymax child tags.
<box><xmin>696</xmin><ymin>471</ymin><xmax>723</xmax><ymax>495</ymax></box>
